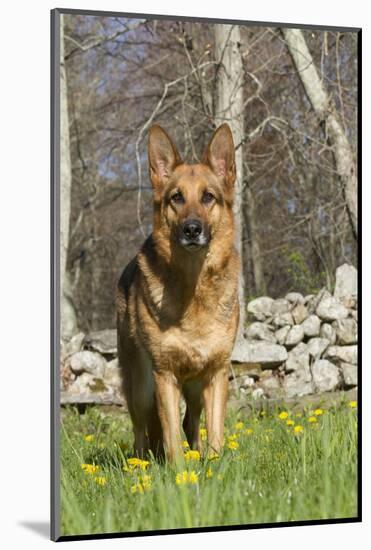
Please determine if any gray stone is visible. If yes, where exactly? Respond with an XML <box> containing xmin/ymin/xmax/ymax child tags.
<box><xmin>247</xmin><ymin>297</ymin><xmax>274</xmax><ymax>321</ymax></box>
<box><xmin>107</xmin><ymin>357</ymin><xmax>119</xmax><ymax>369</ymax></box>
<box><xmin>231</xmin><ymin>339</ymin><xmax>287</xmax><ymax>367</ymax></box>
<box><xmin>272</xmin><ymin>312</ymin><xmax>294</xmax><ymax>328</ymax></box>
<box><xmin>312</xmin><ymin>359</ymin><xmax>340</xmax><ymax>392</ymax></box>
<box><xmin>292</xmin><ymin>304</ymin><xmax>309</xmax><ymax>324</ymax></box>
<box><xmin>65</xmin><ymin>332</ymin><xmax>85</xmax><ymax>356</ymax></box>
<box><xmin>334</xmin><ymin>264</ymin><xmax>357</xmax><ymax>300</ymax></box>
<box><xmin>275</xmin><ymin>325</ymin><xmax>291</xmax><ymax>345</ymax></box>
<box><xmin>282</xmin><ymin>373</ymin><xmax>314</xmax><ymax>398</ymax></box>
<box><xmin>83</xmin><ymin>329</ymin><xmax>117</xmax><ymax>355</ymax></box>
<box><xmin>238</xmin><ymin>375</ymin><xmax>255</xmax><ymax>389</ymax></box>
<box><xmin>68</xmin><ymin>372</ymin><xmax>92</xmax><ymax>393</ymax></box>
<box><xmin>271</xmin><ymin>298</ymin><xmax>291</xmax><ymax>315</ymax></box>
<box><xmin>60</xmin><ymin>391</ymin><xmax>125</xmax><ymax>406</ymax></box>
<box><xmin>316</xmin><ymin>294</ymin><xmax>349</xmax><ymax>321</ymax></box>
<box><xmin>333</xmin><ymin>318</ymin><xmax>357</xmax><ymax>345</ymax></box>
<box><xmin>320</xmin><ymin>323</ymin><xmax>337</xmax><ymax>345</ymax></box>
<box><xmin>245</xmin><ymin>322</ymin><xmax>276</xmax><ymax>343</ymax></box>
<box><xmin>259</xmin><ymin>375</ymin><xmax>282</xmax><ymax>397</ymax></box>
<box><xmin>351</xmin><ymin>309</ymin><xmax>358</xmax><ymax>321</ymax></box>
<box><xmin>307</xmin><ymin>288</ymin><xmax>330</xmax><ymax>314</ymax></box>
<box><xmin>252</xmin><ymin>388</ymin><xmax>265</xmax><ymax>400</ymax></box>
<box><xmin>285</xmin><ymin>342</ymin><xmax>309</xmax><ymax>373</ymax></box>
<box><xmin>285</xmin><ymin>325</ymin><xmax>305</xmax><ymax>347</ymax></box>
<box><xmin>304</xmin><ymin>294</ymin><xmax>315</xmax><ymax>305</ymax></box>
<box><xmin>285</xmin><ymin>292</ymin><xmax>305</xmax><ymax>305</ymax></box>
<box><xmin>70</xmin><ymin>350</ymin><xmax>107</xmax><ymax>377</ymax></box>
<box><xmin>325</xmin><ymin>345</ymin><xmax>357</xmax><ymax>365</ymax></box>
<box><xmin>283</xmin><ymin>344</ymin><xmax>313</xmax><ymax>397</ymax></box>
<box><xmin>60</xmin><ymin>362</ymin><xmax>75</xmax><ymax>391</ymax></box>
<box><xmin>301</xmin><ymin>315</ymin><xmax>321</xmax><ymax>338</ymax></box>
<box><xmin>341</xmin><ymin>362</ymin><xmax>358</xmax><ymax>388</ymax></box>
<box><xmin>104</xmin><ymin>358</ymin><xmax>122</xmax><ymax>389</ymax></box>
<box><xmin>307</xmin><ymin>337</ymin><xmax>330</xmax><ymax>359</ymax></box>
<box><xmin>339</xmin><ymin>295</ymin><xmax>357</xmax><ymax>309</ymax></box>
<box><xmin>68</xmin><ymin>372</ymin><xmax>109</xmax><ymax>395</ymax></box>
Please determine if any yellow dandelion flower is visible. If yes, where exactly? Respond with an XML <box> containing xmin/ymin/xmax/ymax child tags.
<box><xmin>286</xmin><ymin>419</ymin><xmax>295</xmax><ymax>426</ymax></box>
<box><xmin>349</xmin><ymin>401</ymin><xmax>357</xmax><ymax>409</ymax></box>
<box><xmin>278</xmin><ymin>411</ymin><xmax>289</xmax><ymax>420</ymax></box>
<box><xmin>208</xmin><ymin>452</ymin><xmax>220</xmax><ymax>461</ymax></box>
<box><xmin>314</xmin><ymin>408</ymin><xmax>324</xmax><ymax>416</ymax></box>
<box><xmin>124</xmin><ymin>458</ymin><xmax>150</xmax><ymax>472</ymax></box>
<box><xmin>206</xmin><ymin>467</ymin><xmax>213</xmax><ymax>479</ymax></box>
<box><xmin>235</xmin><ymin>421</ymin><xmax>244</xmax><ymax>431</ymax></box>
<box><xmin>199</xmin><ymin>428</ymin><xmax>207</xmax><ymax>441</ymax></box>
<box><xmin>308</xmin><ymin>416</ymin><xmax>317</xmax><ymax>423</ymax></box>
<box><xmin>141</xmin><ymin>474</ymin><xmax>152</xmax><ymax>485</ymax></box>
<box><xmin>175</xmin><ymin>471</ymin><xmax>188</xmax><ymax>485</ymax></box>
<box><xmin>94</xmin><ymin>476</ymin><xmax>107</xmax><ymax>486</ymax></box>
<box><xmin>81</xmin><ymin>463</ymin><xmax>100</xmax><ymax>475</ymax></box>
<box><xmin>294</xmin><ymin>425</ymin><xmax>304</xmax><ymax>434</ymax></box>
<box><xmin>182</xmin><ymin>440</ymin><xmax>190</xmax><ymax>449</ymax></box>
<box><xmin>227</xmin><ymin>439</ymin><xmax>239</xmax><ymax>450</ymax></box>
<box><xmin>228</xmin><ymin>433</ymin><xmax>239</xmax><ymax>440</ymax></box>
<box><xmin>184</xmin><ymin>450</ymin><xmax>201</xmax><ymax>462</ymax></box>
<box><xmin>175</xmin><ymin>470</ymin><xmax>198</xmax><ymax>485</ymax></box>
<box><xmin>131</xmin><ymin>474</ymin><xmax>152</xmax><ymax>494</ymax></box>
<box><xmin>84</xmin><ymin>434</ymin><xmax>94</xmax><ymax>442</ymax></box>
<box><xmin>244</xmin><ymin>428</ymin><xmax>254</xmax><ymax>436</ymax></box>
<box><xmin>188</xmin><ymin>471</ymin><xmax>198</xmax><ymax>484</ymax></box>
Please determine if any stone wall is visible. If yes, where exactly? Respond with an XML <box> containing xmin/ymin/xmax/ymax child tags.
<box><xmin>60</xmin><ymin>263</ymin><xmax>358</xmax><ymax>406</ymax></box>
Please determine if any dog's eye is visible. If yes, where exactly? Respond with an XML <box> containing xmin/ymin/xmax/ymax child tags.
<box><xmin>202</xmin><ymin>191</ymin><xmax>215</xmax><ymax>204</ymax></box>
<box><xmin>171</xmin><ymin>191</ymin><xmax>185</xmax><ymax>204</ymax></box>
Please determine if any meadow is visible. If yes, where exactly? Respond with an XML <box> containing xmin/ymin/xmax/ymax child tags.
<box><xmin>60</xmin><ymin>398</ymin><xmax>358</xmax><ymax>536</ymax></box>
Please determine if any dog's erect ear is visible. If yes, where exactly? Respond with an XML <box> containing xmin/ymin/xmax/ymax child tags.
<box><xmin>148</xmin><ymin>125</ymin><xmax>182</xmax><ymax>188</ymax></box>
<box><xmin>202</xmin><ymin>124</ymin><xmax>236</xmax><ymax>186</ymax></box>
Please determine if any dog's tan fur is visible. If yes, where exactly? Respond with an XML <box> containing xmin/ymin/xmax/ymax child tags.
<box><xmin>116</xmin><ymin>124</ymin><xmax>239</xmax><ymax>461</ymax></box>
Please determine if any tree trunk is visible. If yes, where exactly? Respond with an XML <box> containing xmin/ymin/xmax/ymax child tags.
<box><xmin>282</xmin><ymin>28</ymin><xmax>357</xmax><ymax>239</ymax></box>
<box><xmin>60</xmin><ymin>15</ymin><xmax>78</xmax><ymax>340</ymax></box>
<box><xmin>214</xmin><ymin>24</ymin><xmax>246</xmax><ymax>335</ymax></box>
<box><xmin>245</xmin><ymin>182</ymin><xmax>267</xmax><ymax>295</ymax></box>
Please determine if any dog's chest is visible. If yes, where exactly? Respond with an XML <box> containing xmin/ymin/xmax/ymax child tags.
<box><xmin>142</xmin><ymin>267</ymin><xmax>238</xmax><ymax>376</ymax></box>
<box><xmin>160</xmin><ymin>324</ymin><xmax>230</xmax><ymax>376</ymax></box>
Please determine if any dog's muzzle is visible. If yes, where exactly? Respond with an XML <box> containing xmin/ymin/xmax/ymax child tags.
<box><xmin>179</xmin><ymin>218</ymin><xmax>210</xmax><ymax>250</ymax></box>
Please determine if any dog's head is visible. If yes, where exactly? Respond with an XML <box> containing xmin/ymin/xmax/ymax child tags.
<box><xmin>148</xmin><ymin>124</ymin><xmax>236</xmax><ymax>253</ymax></box>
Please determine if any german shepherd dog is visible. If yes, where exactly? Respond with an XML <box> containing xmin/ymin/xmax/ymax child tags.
<box><xmin>116</xmin><ymin>123</ymin><xmax>239</xmax><ymax>462</ymax></box>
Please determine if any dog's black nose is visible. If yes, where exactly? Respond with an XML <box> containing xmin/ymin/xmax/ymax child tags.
<box><xmin>183</xmin><ymin>219</ymin><xmax>202</xmax><ymax>240</ymax></box>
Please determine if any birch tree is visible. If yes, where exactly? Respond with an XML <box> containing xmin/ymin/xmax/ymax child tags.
<box><xmin>60</xmin><ymin>14</ymin><xmax>77</xmax><ymax>340</ymax></box>
<box><xmin>282</xmin><ymin>28</ymin><xmax>358</xmax><ymax>239</ymax></box>
<box><xmin>214</xmin><ymin>24</ymin><xmax>246</xmax><ymax>333</ymax></box>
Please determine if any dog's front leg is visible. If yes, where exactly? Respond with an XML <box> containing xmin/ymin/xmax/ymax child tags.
<box><xmin>203</xmin><ymin>366</ymin><xmax>229</xmax><ymax>455</ymax></box>
<box><xmin>153</xmin><ymin>370</ymin><xmax>182</xmax><ymax>462</ymax></box>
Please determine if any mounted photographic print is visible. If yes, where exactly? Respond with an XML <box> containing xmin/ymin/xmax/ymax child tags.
<box><xmin>51</xmin><ymin>7</ymin><xmax>361</xmax><ymax>541</ymax></box>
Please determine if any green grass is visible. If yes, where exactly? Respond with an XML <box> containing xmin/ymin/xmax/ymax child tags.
<box><xmin>60</xmin><ymin>399</ymin><xmax>358</xmax><ymax>536</ymax></box>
